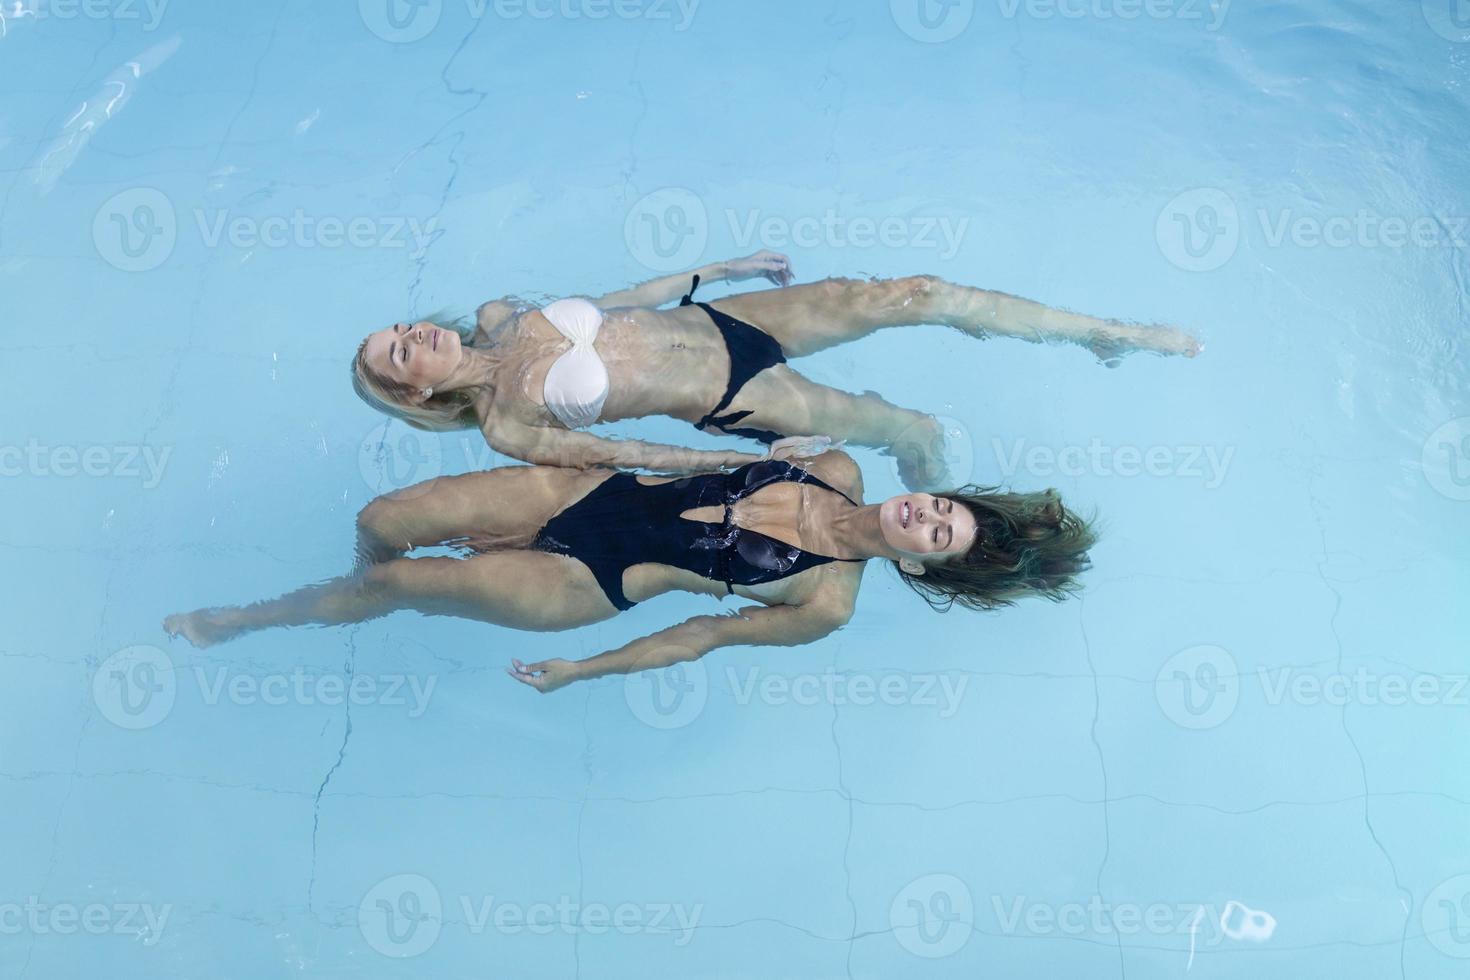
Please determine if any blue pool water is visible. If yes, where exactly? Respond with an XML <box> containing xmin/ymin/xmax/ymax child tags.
<box><xmin>3</xmin><ymin>1</ymin><xmax>1469</xmax><ymax>977</ymax></box>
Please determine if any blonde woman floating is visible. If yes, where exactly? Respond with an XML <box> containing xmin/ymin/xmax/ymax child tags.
<box><xmin>164</xmin><ymin>451</ymin><xmax>1097</xmax><ymax>693</ymax></box>
<box><xmin>353</xmin><ymin>251</ymin><xmax>1199</xmax><ymax>490</ymax></box>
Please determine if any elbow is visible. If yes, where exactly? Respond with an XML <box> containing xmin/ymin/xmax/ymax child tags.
<box><xmin>793</xmin><ymin>608</ymin><xmax>853</xmax><ymax>647</ymax></box>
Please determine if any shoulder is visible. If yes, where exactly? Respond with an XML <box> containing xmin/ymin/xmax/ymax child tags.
<box><xmin>472</xmin><ymin>298</ymin><xmax>524</xmax><ymax>345</ymax></box>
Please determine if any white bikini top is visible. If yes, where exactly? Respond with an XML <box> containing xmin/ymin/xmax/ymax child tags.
<box><xmin>539</xmin><ymin>297</ymin><xmax>610</xmax><ymax>430</ymax></box>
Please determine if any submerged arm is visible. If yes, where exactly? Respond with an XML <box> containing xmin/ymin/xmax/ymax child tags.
<box><xmin>485</xmin><ymin>418</ymin><xmax>763</xmax><ymax>476</ymax></box>
<box><xmin>508</xmin><ymin>601</ymin><xmax>852</xmax><ymax>693</ymax></box>
<box><xmin>593</xmin><ymin>251</ymin><xmax>793</xmax><ymax>309</ymax></box>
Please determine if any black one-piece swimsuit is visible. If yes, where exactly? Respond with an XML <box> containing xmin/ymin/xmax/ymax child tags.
<box><xmin>531</xmin><ymin>459</ymin><xmax>863</xmax><ymax>611</ymax></box>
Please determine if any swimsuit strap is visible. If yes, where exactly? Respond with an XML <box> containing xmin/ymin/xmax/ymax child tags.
<box><xmin>679</xmin><ymin>273</ymin><xmax>701</xmax><ymax>307</ymax></box>
<box><xmin>741</xmin><ymin>458</ymin><xmax>860</xmax><ymax>508</ymax></box>
<box><xmin>722</xmin><ymin>461</ymin><xmax>865</xmax><ymax>568</ymax></box>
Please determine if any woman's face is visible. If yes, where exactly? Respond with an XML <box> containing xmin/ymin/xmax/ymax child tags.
<box><xmin>878</xmin><ymin>492</ymin><xmax>978</xmax><ymax>560</ymax></box>
<box><xmin>361</xmin><ymin>321</ymin><xmax>462</xmax><ymax>395</ymax></box>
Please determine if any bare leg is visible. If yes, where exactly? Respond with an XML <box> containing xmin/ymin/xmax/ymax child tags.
<box><xmin>354</xmin><ymin>465</ymin><xmax>605</xmax><ymax>566</ymax></box>
<box><xmin>163</xmin><ymin>551</ymin><xmax>618</xmax><ymax>648</ymax></box>
<box><xmin>731</xmin><ymin>367</ymin><xmax>954</xmax><ymax>491</ymax></box>
<box><xmin>708</xmin><ymin>275</ymin><xmax>1200</xmax><ymax>364</ymax></box>
<box><xmin>165</xmin><ymin>466</ymin><xmax>618</xmax><ymax>648</ymax></box>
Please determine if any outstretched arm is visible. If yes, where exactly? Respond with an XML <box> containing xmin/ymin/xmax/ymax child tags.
<box><xmin>485</xmin><ymin>417</ymin><xmax>764</xmax><ymax>476</ymax></box>
<box><xmin>507</xmin><ymin>600</ymin><xmax>853</xmax><ymax>693</ymax></box>
<box><xmin>593</xmin><ymin>251</ymin><xmax>793</xmax><ymax>309</ymax></box>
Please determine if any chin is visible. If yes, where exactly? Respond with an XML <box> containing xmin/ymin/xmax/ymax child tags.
<box><xmin>878</xmin><ymin>497</ymin><xmax>905</xmax><ymax>547</ymax></box>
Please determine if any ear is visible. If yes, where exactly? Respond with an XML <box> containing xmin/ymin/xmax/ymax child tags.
<box><xmin>405</xmin><ymin>387</ymin><xmax>432</xmax><ymax>405</ymax></box>
<box><xmin>899</xmin><ymin>558</ymin><xmax>926</xmax><ymax>576</ymax></box>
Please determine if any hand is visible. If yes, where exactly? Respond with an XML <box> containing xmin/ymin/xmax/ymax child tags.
<box><xmin>723</xmin><ymin>250</ymin><xmax>793</xmax><ymax>287</ymax></box>
<box><xmin>766</xmin><ymin>434</ymin><xmax>842</xmax><ymax>462</ymax></box>
<box><xmin>506</xmin><ymin>657</ymin><xmax>578</xmax><ymax>694</ymax></box>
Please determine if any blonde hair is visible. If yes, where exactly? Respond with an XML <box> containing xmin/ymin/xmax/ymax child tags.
<box><xmin>351</xmin><ymin>315</ymin><xmax>479</xmax><ymax>432</ymax></box>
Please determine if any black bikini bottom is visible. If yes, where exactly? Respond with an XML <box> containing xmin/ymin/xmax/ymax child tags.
<box><xmin>680</xmin><ymin>286</ymin><xmax>788</xmax><ymax>445</ymax></box>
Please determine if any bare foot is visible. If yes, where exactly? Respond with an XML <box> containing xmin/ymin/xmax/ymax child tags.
<box><xmin>163</xmin><ymin>609</ymin><xmax>240</xmax><ymax>649</ymax></box>
<box><xmin>1085</xmin><ymin>323</ymin><xmax>1202</xmax><ymax>367</ymax></box>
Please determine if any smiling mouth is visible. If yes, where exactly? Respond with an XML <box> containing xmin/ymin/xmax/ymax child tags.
<box><xmin>901</xmin><ymin>500</ymin><xmax>911</xmax><ymax>528</ymax></box>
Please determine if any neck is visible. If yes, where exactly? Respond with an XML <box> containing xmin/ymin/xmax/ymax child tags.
<box><xmin>439</xmin><ymin>343</ymin><xmax>501</xmax><ymax>393</ymax></box>
<box><xmin>827</xmin><ymin>501</ymin><xmax>902</xmax><ymax>561</ymax></box>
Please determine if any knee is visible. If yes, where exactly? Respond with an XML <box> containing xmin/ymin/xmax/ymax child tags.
<box><xmin>892</xmin><ymin>274</ymin><xmax>941</xmax><ymax>301</ymax></box>
<box><xmin>811</xmin><ymin>277</ymin><xmax>860</xmax><ymax>302</ymax></box>
<box><xmin>356</xmin><ymin>563</ymin><xmax>407</xmax><ymax>614</ymax></box>
<box><xmin>356</xmin><ymin>497</ymin><xmax>391</xmax><ymax>535</ymax></box>
<box><xmin>356</xmin><ymin>497</ymin><xmax>408</xmax><ymax>548</ymax></box>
